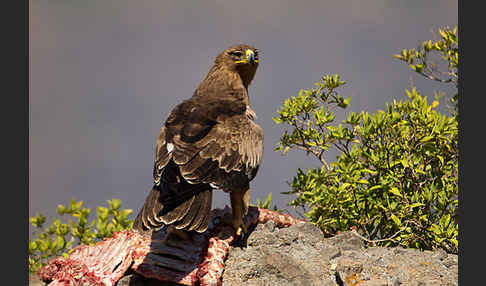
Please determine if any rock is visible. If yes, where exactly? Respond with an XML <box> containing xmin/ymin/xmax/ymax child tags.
<box><xmin>443</xmin><ymin>254</ymin><xmax>458</xmax><ymax>268</ymax></box>
<box><xmin>223</xmin><ymin>221</ymin><xmax>340</xmax><ymax>286</ymax></box>
<box><xmin>222</xmin><ymin>224</ymin><xmax>458</xmax><ymax>286</ymax></box>
<box><xmin>327</xmin><ymin>231</ymin><xmax>364</xmax><ymax>251</ymax></box>
<box><xmin>328</xmin><ymin>245</ymin><xmax>458</xmax><ymax>286</ymax></box>
<box><xmin>431</xmin><ymin>248</ymin><xmax>448</xmax><ymax>261</ymax></box>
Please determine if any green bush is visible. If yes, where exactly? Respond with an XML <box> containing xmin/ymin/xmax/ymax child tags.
<box><xmin>253</xmin><ymin>192</ymin><xmax>285</xmax><ymax>213</ymax></box>
<box><xmin>29</xmin><ymin>198</ymin><xmax>134</xmax><ymax>273</ymax></box>
<box><xmin>274</xmin><ymin>27</ymin><xmax>458</xmax><ymax>253</ymax></box>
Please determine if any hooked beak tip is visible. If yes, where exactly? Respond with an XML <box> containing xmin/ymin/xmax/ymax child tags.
<box><xmin>246</xmin><ymin>49</ymin><xmax>256</xmax><ymax>64</ymax></box>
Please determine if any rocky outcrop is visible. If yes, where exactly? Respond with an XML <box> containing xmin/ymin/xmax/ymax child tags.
<box><xmin>30</xmin><ymin>210</ymin><xmax>458</xmax><ymax>286</ymax></box>
<box><xmin>111</xmin><ymin>221</ymin><xmax>458</xmax><ymax>286</ymax></box>
<box><xmin>222</xmin><ymin>221</ymin><xmax>458</xmax><ymax>286</ymax></box>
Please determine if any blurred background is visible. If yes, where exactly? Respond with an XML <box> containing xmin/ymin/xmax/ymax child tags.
<box><xmin>29</xmin><ymin>0</ymin><xmax>457</xmax><ymax>233</ymax></box>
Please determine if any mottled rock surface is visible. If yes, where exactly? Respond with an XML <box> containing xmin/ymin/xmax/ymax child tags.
<box><xmin>221</xmin><ymin>221</ymin><xmax>458</xmax><ymax>286</ymax></box>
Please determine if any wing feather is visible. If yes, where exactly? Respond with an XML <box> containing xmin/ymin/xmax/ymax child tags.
<box><xmin>174</xmin><ymin>116</ymin><xmax>263</xmax><ymax>188</ymax></box>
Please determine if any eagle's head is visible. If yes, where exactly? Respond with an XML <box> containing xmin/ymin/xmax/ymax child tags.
<box><xmin>215</xmin><ymin>44</ymin><xmax>260</xmax><ymax>88</ymax></box>
<box><xmin>217</xmin><ymin>44</ymin><xmax>259</xmax><ymax>66</ymax></box>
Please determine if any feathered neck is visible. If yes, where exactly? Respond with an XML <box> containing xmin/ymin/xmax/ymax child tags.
<box><xmin>195</xmin><ymin>62</ymin><xmax>257</xmax><ymax>98</ymax></box>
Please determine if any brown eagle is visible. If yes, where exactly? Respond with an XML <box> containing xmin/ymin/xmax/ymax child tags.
<box><xmin>133</xmin><ymin>44</ymin><xmax>263</xmax><ymax>239</ymax></box>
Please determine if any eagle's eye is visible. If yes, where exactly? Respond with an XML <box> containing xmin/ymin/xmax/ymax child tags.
<box><xmin>229</xmin><ymin>50</ymin><xmax>244</xmax><ymax>59</ymax></box>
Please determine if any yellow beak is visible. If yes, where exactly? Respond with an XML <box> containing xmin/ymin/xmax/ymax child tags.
<box><xmin>235</xmin><ymin>49</ymin><xmax>259</xmax><ymax>64</ymax></box>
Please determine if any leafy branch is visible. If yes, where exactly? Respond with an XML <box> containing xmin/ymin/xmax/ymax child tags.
<box><xmin>393</xmin><ymin>26</ymin><xmax>458</xmax><ymax>110</ymax></box>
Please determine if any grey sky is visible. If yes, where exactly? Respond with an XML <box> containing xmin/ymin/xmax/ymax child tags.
<box><xmin>29</xmin><ymin>0</ymin><xmax>457</xmax><ymax>229</ymax></box>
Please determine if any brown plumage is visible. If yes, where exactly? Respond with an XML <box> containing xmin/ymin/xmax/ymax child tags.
<box><xmin>133</xmin><ymin>44</ymin><xmax>263</xmax><ymax>236</ymax></box>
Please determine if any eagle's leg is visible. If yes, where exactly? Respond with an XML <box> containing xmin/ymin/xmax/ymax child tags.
<box><xmin>228</xmin><ymin>187</ymin><xmax>251</xmax><ymax>237</ymax></box>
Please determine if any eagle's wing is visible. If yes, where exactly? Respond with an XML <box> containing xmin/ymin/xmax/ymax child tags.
<box><xmin>155</xmin><ymin>97</ymin><xmax>263</xmax><ymax>189</ymax></box>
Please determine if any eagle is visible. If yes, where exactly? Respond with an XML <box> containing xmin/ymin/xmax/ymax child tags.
<box><xmin>133</xmin><ymin>44</ymin><xmax>263</xmax><ymax>240</ymax></box>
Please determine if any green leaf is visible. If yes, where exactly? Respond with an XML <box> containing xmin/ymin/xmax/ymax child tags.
<box><xmin>390</xmin><ymin>214</ymin><xmax>402</xmax><ymax>226</ymax></box>
<box><xmin>437</xmin><ymin>155</ymin><xmax>444</xmax><ymax>165</ymax></box>
<box><xmin>389</xmin><ymin>187</ymin><xmax>402</xmax><ymax>197</ymax></box>
<box><xmin>368</xmin><ymin>185</ymin><xmax>382</xmax><ymax>192</ymax></box>
<box><xmin>56</xmin><ymin>205</ymin><xmax>66</xmax><ymax>215</ymax></box>
<box><xmin>420</xmin><ymin>135</ymin><xmax>434</xmax><ymax>143</ymax></box>
<box><xmin>55</xmin><ymin>236</ymin><xmax>65</xmax><ymax>251</ymax></box>
<box><xmin>409</xmin><ymin>202</ymin><xmax>425</xmax><ymax>209</ymax></box>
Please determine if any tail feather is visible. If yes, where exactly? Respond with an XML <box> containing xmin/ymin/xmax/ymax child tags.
<box><xmin>188</xmin><ymin>189</ymin><xmax>212</xmax><ymax>232</ymax></box>
<box><xmin>176</xmin><ymin>189</ymin><xmax>212</xmax><ymax>232</ymax></box>
<box><xmin>133</xmin><ymin>162</ymin><xmax>213</xmax><ymax>233</ymax></box>
<box><xmin>133</xmin><ymin>187</ymin><xmax>159</xmax><ymax>231</ymax></box>
<box><xmin>160</xmin><ymin>194</ymin><xmax>195</xmax><ymax>225</ymax></box>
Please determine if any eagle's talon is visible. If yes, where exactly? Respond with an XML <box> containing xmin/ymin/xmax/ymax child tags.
<box><xmin>221</xmin><ymin>213</ymin><xmax>247</xmax><ymax>238</ymax></box>
<box><xmin>236</xmin><ymin>224</ymin><xmax>248</xmax><ymax>237</ymax></box>
<box><xmin>236</xmin><ymin>226</ymin><xmax>243</xmax><ymax>237</ymax></box>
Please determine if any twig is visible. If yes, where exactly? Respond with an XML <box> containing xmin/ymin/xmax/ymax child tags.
<box><xmin>349</xmin><ymin>223</ymin><xmax>409</xmax><ymax>246</ymax></box>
